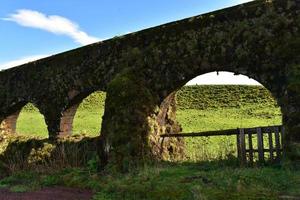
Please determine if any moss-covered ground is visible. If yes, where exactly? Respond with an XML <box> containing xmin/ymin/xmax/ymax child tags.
<box><xmin>2</xmin><ymin>85</ymin><xmax>298</xmax><ymax>200</ymax></box>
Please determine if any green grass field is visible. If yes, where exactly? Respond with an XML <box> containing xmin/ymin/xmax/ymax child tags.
<box><xmin>1</xmin><ymin>161</ymin><xmax>299</xmax><ymax>200</ymax></box>
<box><xmin>177</xmin><ymin>105</ymin><xmax>281</xmax><ymax>161</ymax></box>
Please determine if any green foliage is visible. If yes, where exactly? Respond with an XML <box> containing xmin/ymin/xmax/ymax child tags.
<box><xmin>87</xmin><ymin>154</ymin><xmax>101</xmax><ymax>173</ymax></box>
<box><xmin>10</xmin><ymin>185</ymin><xmax>31</xmax><ymax>193</ymax></box>
<box><xmin>40</xmin><ymin>174</ymin><xmax>61</xmax><ymax>187</ymax></box>
<box><xmin>27</xmin><ymin>142</ymin><xmax>55</xmax><ymax>165</ymax></box>
<box><xmin>0</xmin><ymin>171</ymin><xmax>40</xmax><ymax>192</ymax></box>
<box><xmin>77</xmin><ymin>92</ymin><xmax>106</xmax><ymax>111</ymax></box>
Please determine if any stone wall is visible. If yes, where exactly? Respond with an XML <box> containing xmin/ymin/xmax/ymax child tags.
<box><xmin>59</xmin><ymin>104</ymin><xmax>80</xmax><ymax>136</ymax></box>
<box><xmin>0</xmin><ymin>111</ymin><xmax>20</xmax><ymax>134</ymax></box>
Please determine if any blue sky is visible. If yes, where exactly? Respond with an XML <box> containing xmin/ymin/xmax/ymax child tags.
<box><xmin>0</xmin><ymin>0</ymin><xmax>258</xmax><ymax>85</ymax></box>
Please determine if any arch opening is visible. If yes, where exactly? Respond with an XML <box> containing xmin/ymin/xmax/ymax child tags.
<box><xmin>173</xmin><ymin>71</ymin><xmax>283</xmax><ymax>162</ymax></box>
<box><xmin>60</xmin><ymin>91</ymin><xmax>106</xmax><ymax>137</ymax></box>
<box><xmin>16</xmin><ymin>103</ymin><xmax>48</xmax><ymax>138</ymax></box>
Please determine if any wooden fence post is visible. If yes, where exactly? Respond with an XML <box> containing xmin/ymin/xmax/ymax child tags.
<box><xmin>236</xmin><ymin>132</ymin><xmax>241</xmax><ymax>161</ymax></box>
<box><xmin>274</xmin><ymin>126</ymin><xmax>281</xmax><ymax>162</ymax></box>
<box><xmin>268</xmin><ymin>128</ymin><xmax>274</xmax><ymax>162</ymax></box>
<box><xmin>238</xmin><ymin>128</ymin><xmax>246</xmax><ymax>165</ymax></box>
<box><xmin>248</xmin><ymin>132</ymin><xmax>254</xmax><ymax>164</ymax></box>
<box><xmin>257</xmin><ymin>127</ymin><xmax>265</xmax><ymax>163</ymax></box>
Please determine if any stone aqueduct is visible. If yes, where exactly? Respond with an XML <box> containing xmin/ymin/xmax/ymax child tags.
<box><xmin>0</xmin><ymin>0</ymin><xmax>300</xmax><ymax>168</ymax></box>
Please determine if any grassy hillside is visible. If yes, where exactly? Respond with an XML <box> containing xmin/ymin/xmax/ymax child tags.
<box><xmin>176</xmin><ymin>85</ymin><xmax>278</xmax><ymax>110</ymax></box>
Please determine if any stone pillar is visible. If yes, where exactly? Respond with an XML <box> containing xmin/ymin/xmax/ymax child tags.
<box><xmin>283</xmin><ymin>65</ymin><xmax>300</xmax><ymax>165</ymax></box>
<box><xmin>0</xmin><ymin>111</ymin><xmax>21</xmax><ymax>134</ymax></box>
<box><xmin>149</xmin><ymin>92</ymin><xmax>184</xmax><ymax>160</ymax></box>
<box><xmin>59</xmin><ymin>104</ymin><xmax>80</xmax><ymax>136</ymax></box>
<box><xmin>44</xmin><ymin>113</ymin><xmax>62</xmax><ymax>140</ymax></box>
<box><xmin>99</xmin><ymin>69</ymin><xmax>184</xmax><ymax>171</ymax></box>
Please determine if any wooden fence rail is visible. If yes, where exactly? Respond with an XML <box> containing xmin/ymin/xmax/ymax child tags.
<box><xmin>160</xmin><ymin>125</ymin><xmax>284</xmax><ymax>165</ymax></box>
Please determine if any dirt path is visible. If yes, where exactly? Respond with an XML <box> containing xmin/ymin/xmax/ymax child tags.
<box><xmin>0</xmin><ymin>187</ymin><xmax>93</xmax><ymax>200</ymax></box>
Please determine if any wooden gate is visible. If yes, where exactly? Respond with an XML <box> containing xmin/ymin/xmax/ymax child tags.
<box><xmin>160</xmin><ymin>125</ymin><xmax>284</xmax><ymax>165</ymax></box>
<box><xmin>237</xmin><ymin>125</ymin><xmax>284</xmax><ymax>165</ymax></box>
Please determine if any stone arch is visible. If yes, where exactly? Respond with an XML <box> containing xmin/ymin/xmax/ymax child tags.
<box><xmin>16</xmin><ymin>103</ymin><xmax>48</xmax><ymax>137</ymax></box>
<box><xmin>0</xmin><ymin>101</ymin><xmax>26</xmax><ymax>134</ymax></box>
<box><xmin>59</xmin><ymin>90</ymin><xmax>106</xmax><ymax>136</ymax></box>
<box><xmin>73</xmin><ymin>91</ymin><xmax>106</xmax><ymax>136</ymax></box>
<box><xmin>164</xmin><ymin>67</ymin><xmax>285</xmax><ymax>110</ymax></box>
<box><xmin>0</xmin><ymin>112</ymin><xmax>20</xmax><ymax>134</ymax></box>
<box><xmin>60</xmin><ymin>103</ymin><xmax>80</xmax><ymax>136</ymax></box>
<box><xmin>163</xmin><ymin>70</ymin><xmax>282</xmax><ymax>157</ymax></box>
<box><xmin>99</xmin><ymin>69</ymin><xmax>186</xmax><ymax>170</ymax></box>
<box><xmin>165</xmin><ymin>69</ymin><xmax>284</xmax><ymax>126</ymax></box>
<box><xmin>173</xmin><ymin>71</ymin><xmax>283</xmax><ymax>160</ymax></box>
<box><xmin>99</xmin><ymin>61</ymin><xmax>288</xmax><ymax>170</ymax></box>
<box><xmin>0</xmin><ymin>101</ymin><xmax>47</xmax><ymax>136</ymax></box>
<box><xmin>154</xmin><ymin>66</ymin><xmax>285</xmax><ymax>129</ymax></box>
<box><xmin>180</xmin><ymin>71</ymin><xmax>283</xmax><ymax>108</ymax></box>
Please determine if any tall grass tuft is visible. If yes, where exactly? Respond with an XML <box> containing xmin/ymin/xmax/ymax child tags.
<box><xmin>0</xmin><ymin>134</ymin><xmax>100</xmax><ymax>174</ymax></box>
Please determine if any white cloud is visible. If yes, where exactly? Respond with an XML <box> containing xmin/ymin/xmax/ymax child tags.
<box><xmin>186</xmin><ymin>72</ymin><xmax>261</xmax><ymax>86</ymax></box>
<box><xmin>0</xmin><ymin>55</ymin><xmax>49</xmax><ymax>70</ymax></box>
<box><xmin>236</xmin><ymin>0</ymin><xmax>253</xmax><ymax>4</ymax></box>
<box><xmin>2</xmin><ymin>9</ymin><xmax>100</xmax><ymax>45</ymax></box>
